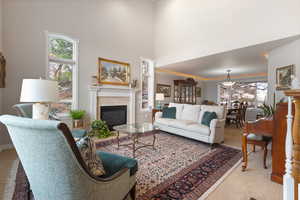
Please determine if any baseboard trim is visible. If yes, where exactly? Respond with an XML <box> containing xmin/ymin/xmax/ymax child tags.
<box><xmin>0</xmin><ymin>144</ymin><xmax>14</xmax><ymax>152</ymax></box>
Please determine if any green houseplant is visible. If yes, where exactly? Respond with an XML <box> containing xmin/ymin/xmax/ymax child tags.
<box><xmin>88</xmin><ymin>120</ymin><xmax>112</xmax><ymax>138</ymax></box>
<box><xmin>69</xmin><ymin>110</ymin><xmax>86</xmax><ymax>128</ymax></box>
<box><xmin>259</xmin><ymin>103</ymin><xmax>275</xmax><ymax>118</ymax></box>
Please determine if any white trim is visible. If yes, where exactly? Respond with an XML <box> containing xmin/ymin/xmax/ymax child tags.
<box><xmin>45</xmin><ymin>31</ymin><xmax>79</xmax><ymax>111</ymax></box>
<box><xmin>89</xmin><ymin>85</ymin><xmax>136</xmax><ymax>124</ymax></box>
<box><xmin>140</xmin><ymin>58</ymin><xmax>155</xmax><ymax>112</ymax></box>
<box><xmin>49</xmin><ymin>57</ymin><xmax>75</xmax><ymax>65</ymax></box>
<box><xmin>0</xmin><ymin>144</ymin><xmax>14</xmax><ymax>152</ymax></box>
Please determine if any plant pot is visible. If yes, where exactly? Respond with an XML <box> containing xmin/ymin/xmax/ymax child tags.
<box><xmin>73</xmin><ymin>119</ymin><xmax>84</xmax><ymax>128</ymax></box>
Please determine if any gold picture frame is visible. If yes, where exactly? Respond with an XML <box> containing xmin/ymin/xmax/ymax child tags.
<box><xmin>157</xmin><ymin>84</ymin><xmax>171</xmax><ymax>97</ymax></box>
<box><xmin>98</xmin><ymin>57</ymin><xmax>130</xmax><ymax>86</ymax></box>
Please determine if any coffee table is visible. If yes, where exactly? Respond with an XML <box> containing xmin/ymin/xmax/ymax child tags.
<box><xmin>113</xmin><ymin>123</ymin><xmax>160</xmax><ymax>158</ymax></box>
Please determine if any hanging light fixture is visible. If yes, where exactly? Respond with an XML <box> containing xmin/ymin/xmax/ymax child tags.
<box><xmin>222</xmin><ymin>69</ymin><xmax>235</xmax><ymax>87</ymax></box>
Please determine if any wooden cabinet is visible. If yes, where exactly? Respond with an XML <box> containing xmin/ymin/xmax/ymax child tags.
<box><xmin>174</xmin><ymin>78</ymin><xmax>197</xmax><ymax>104</ymax></box>
<box><xmin>271</xmin><ymin>102</ymin><xmax>295</xmax><ymax>184</ymax></box>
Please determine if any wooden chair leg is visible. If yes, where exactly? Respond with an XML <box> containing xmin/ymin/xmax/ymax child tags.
<box><xmin>263</xmin><ymin>146</ymin><xmax>268</xmax><ymax>169</ymax></box>
<box><xmin>242</xmin><ymin>135</ymin><xmax>248</xmax><ymax>171</ymax></box>
<box><xmin>130</xmin><ymin>183</ymin><xmax>136</xmax><ymax>200</ymax></box>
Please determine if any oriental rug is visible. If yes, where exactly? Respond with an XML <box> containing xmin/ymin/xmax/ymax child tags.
<box><xmin>97</xmin><ymin>132</ymin><xmax>242</xmax><ymax>200</ymax></box>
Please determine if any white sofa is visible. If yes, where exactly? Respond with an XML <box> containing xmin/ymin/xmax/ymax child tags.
<box><xmin>154</xmin><ymin>103</ymin><xmax>226</xmax><ymax>144</ymax></box>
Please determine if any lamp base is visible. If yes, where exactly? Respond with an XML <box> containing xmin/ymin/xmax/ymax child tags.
<box><xmin>32</xmin><ymin>103</ymin><xmax>50</xmax><ymax>120</ymax></box>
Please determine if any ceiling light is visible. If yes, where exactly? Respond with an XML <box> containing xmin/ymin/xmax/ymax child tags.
<box><xmin>222</xmin><ymin>70</ymin><xmax>235</xmax><ymax>87</ymax></box>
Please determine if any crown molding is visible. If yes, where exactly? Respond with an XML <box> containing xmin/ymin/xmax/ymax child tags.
<box><xmin>156</xmin><ymin>68</ymin><xmax>267</xmax><ymax>81</ymax></box>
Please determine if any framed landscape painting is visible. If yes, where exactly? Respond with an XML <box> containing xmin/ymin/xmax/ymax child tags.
<box><xmin>276</xmin><ymin>65</ymin><xmax>295</xmax><ymax>90</ymax></box>
<box><xmin>157</xmin><ymin>84</ymin><xmax>171</xmax><ymax>97</ymax></box>
<box><xmin>98</xmin><ymin>57</ymin><xmax>130</xmax><ymax>86</ymax></box>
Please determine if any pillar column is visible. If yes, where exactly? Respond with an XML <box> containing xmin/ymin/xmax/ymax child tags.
<box><xmin>285</xmin><ymin>90</ymin><xmax>300</xmax><ymax>200</ymax></box>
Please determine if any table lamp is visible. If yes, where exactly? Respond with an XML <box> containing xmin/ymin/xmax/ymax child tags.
<box><xmin>20</xmin><ymin>79</ymin><xmax>59</xmax><ymax>120</ymax></box>
<box><xmin>156</xmin><ymin>93</ymin><xmax>164</xmax><ymax>109</ymax></box>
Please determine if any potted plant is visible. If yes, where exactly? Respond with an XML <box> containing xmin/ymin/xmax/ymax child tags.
<box><xmin>69</xmin><ymin>110</ymin><xmax>86</xmax><ymax>128</ymax></box>
<box><xmin>259</xmin><ymin>103</ymin><xmax>275</xmax><ymax>118</ymax></box>
<box><xmin>88</xmin><ymin>120</ymin><xmax>112</xmax><ymax>138</ymax></box>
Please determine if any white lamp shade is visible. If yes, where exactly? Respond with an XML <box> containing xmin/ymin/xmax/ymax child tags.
<box><xmin>156</xmin><ymin>93</ymin><xmax>165</xmax><ymax>101</ymax></box>
<box><xmin>20</xmin><ymin>79</ymin><xmax>59</xmax><ymax>103</ymax></box>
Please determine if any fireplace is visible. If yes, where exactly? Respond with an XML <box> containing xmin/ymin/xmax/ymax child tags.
<box><xmin>100</xmin><ymin>105</ymin><xmax>127</xmax><ymax>130</ymax></box>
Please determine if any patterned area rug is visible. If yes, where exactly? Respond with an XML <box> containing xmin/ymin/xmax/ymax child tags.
<box><xmin>12</xmin><ymin>132</ymin><xmax>241</xmax><ymax>200</ymax></box>
<box><xmin>97</xmin><ymin>132</ymin><xmax>242</xmax><ymax>200</ymax></box>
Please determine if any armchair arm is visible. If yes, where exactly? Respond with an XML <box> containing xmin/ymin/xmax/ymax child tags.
<box><xmin>155</xmin><ymin>112</ymin><xmax>163</xmax><ymax>120</ymax></box>
<box><xmin>209</xmin><ymin>119</ymin><xmax>225</xmax><ymax>144</ymax></box>
<box><xmin>210</xmin><ymin>118</ymin><xmax>225</xmax><ymax>129</ymax></box>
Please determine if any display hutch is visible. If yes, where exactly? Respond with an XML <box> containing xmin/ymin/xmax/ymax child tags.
<box><xmin>173</xmin><ymin>78</ymin><xmax>197</xmax><ymax>104</ymax></box>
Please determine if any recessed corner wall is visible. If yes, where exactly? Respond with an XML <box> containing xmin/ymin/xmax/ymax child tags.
<box><xmin>268</xmin><ymin>39</ymin><xmax>300</xmax><ymax>104</ymax></box>
<box><xmin>154</xmin><ymin>0</ymin><xmax>300</xmax><ymax>67</ymax></box>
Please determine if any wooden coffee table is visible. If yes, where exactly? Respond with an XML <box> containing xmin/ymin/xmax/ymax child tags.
<box><xmin>113</xmin><ymin>123</ymin><xmax>160</xmax><ymax>158</ymax></box>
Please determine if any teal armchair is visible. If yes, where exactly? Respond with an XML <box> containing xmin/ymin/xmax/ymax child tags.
<box><xmin>0</xmin><ymin>115</ymin><xmax>137</xmax><ymax>200</ymax></box>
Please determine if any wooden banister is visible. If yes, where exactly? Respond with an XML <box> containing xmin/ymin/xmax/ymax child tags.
<box><xmin>285</xmin><ymin>89</ymin><xmax>300</xmax><ymax>200</ymax></box>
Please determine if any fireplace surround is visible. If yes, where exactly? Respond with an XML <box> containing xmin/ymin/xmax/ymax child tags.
<box><xmin>89</xmin><ymin>85</ymin><xmax>136</xmax><ymax>124</ymax></box>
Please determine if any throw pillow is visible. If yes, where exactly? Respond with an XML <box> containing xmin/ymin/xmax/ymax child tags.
<box><xmin>201</xmin><ymin>111</ymin><xmax>218</xmax><ymax>127</ymax></box>
<box><xmin>162</xmin><ymin>107</ymin><xmax>176</xmax><ymax>119</ymax></box>
<box><xmin>76</xmin><ymin>136</ymin><xmax>106</xmax><ymax>176</ymax></box>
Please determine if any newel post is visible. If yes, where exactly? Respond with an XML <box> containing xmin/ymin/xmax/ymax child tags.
<box><xmin>285</xmin><ymin>90</ymin><xmax>300</xmax><ymax>200</ymax></box>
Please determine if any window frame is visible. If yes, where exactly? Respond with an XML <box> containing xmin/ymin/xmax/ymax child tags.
<box><xmin>45</xmin><ymin>31</ymin><xmax>79</xmax><ymax>114</ymax></box>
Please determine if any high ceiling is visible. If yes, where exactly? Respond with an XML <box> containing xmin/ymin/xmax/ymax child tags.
<box><xmin>159</xmin><ymin>35</ymin><xmax>300</xmax><ymax>78</ymax></box>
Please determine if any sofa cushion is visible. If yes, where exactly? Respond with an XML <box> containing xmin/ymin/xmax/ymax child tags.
<box><xmin>181</xmin><ymin>104</ymin><xmax>201</xmax><ymax>122</ymax></box>
<box><xmin>77</xmin><ymin>136</ymin><xmax>106</xmax><ymax>176</ymax></box>
<box><xmin>201</xmin><ymin>111</ymin><xmax>218</xmax><ymax>127</ymax></box>
<box><xmin>199</xmin><ymin>105</ymin><xmax>224</xmax><ymax>122</ymax></box>
<box><xmin>155</xmin><ymin>118</ymin><xmax>195</xmax><ymax>128</ymax></box>
<box><xmin>162</xmin><ymin>107</ymin><xmax>176</xmax><ymax>119</ymax></box>
<box><xmin>169</xmin><ymin>103</ymin><xmax>184</xmax><ymax>119</ymax></box>
<box><xmin>170</xmin><ymin>120</ymin><xmax>197</xmax><ymax>129</ymax></box>
<box><xmin>185</xmin><ymin>123</ymin><xmax>210</xmax><ymax>136</ymax></box>
<box><xmin>155</xmin><ymin>118</ymin><xmax>177</xmax><ymax>125</ymax></box>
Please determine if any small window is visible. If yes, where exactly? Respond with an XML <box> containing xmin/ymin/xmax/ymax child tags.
<box><xmin>46</xmin><ymin>32</ymin><xmax>78</xmax><ymax>115</ymax></box>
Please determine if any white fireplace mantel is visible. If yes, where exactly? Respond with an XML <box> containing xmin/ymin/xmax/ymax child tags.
<box><xmin>89</xmin><ymin>85</ymin><xmax>137</xmax><ymax>124</ymax></box>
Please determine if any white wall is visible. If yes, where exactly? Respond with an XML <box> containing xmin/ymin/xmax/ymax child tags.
<box><xmin>154</xmin><ymin>0</ymin><xmax>300</xmax><ymax>67</ymax></box>
<box><xmin>1</xmin><ymin>0</ymin><xmax>154</xmax><ymax>145</ymax></box>
<box><xmin>268</xmin><ymin>39</ymin><xmax>300</xmax><ymax>104</ymax></box>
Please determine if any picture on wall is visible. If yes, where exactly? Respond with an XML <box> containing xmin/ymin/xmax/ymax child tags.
<box><xmin>98</xmin><ymin>57</ymin><xmax>130</xmax><ymax>86</ymax></box>
<box><xmin>196</xmin><ymin>87</ymin><xmax>201</xmax><ymax>97</ymax></box>
<box><xmin>276</xmin><ymin>65</ymin><xmax>295</xmax><ymax>90</ymax></box>
<box><xmin>157</xmin><ymin>84</ymin><xmax>171</xmax><ymax>97</ymax></box>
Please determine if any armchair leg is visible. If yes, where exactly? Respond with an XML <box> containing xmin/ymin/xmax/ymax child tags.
<box><xmin>242</xmin><ymin>135</ymin><xmax>248</xmax><ymax>172</ymax></box>
<box><xmin>263</xmin><ymin>146</ymin><xmax>268</xmax><ymax>169</ymax></box>
<box><xmin>130</xmin><ymin>183</ymin><xmax>136</xmax><ymax>200</ymax></box>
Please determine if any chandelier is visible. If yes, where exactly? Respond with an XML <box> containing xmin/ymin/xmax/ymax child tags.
<box><xmin>222</xmin><ymin>70</ymin><xmax>235</xmax><ymax>87</ymax></box>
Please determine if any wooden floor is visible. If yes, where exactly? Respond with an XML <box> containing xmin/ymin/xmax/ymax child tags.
<box><xmin>0</xmin><ymin>126</ymin><xmax>282</xmax><ymax>200</ymax></box>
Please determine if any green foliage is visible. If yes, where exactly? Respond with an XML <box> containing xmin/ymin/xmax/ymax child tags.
<box><xmin>49</xmin><ymin>38</ymin><xmax>73</xmax><ymax>60</ymax></box>
<box><xmin>259</xmin><ymin>103</ymin><xmax>275</xmax><ymax>118</ymax></box>
<box><xmin>69</xmin><ymin>110</ymin><xmax>86</xmax><ymax>120</ymax></box>
<box><xmin>88</xmin><ymin>120</ymin><xmax>112</xmax><ymax>138</ymax></box>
